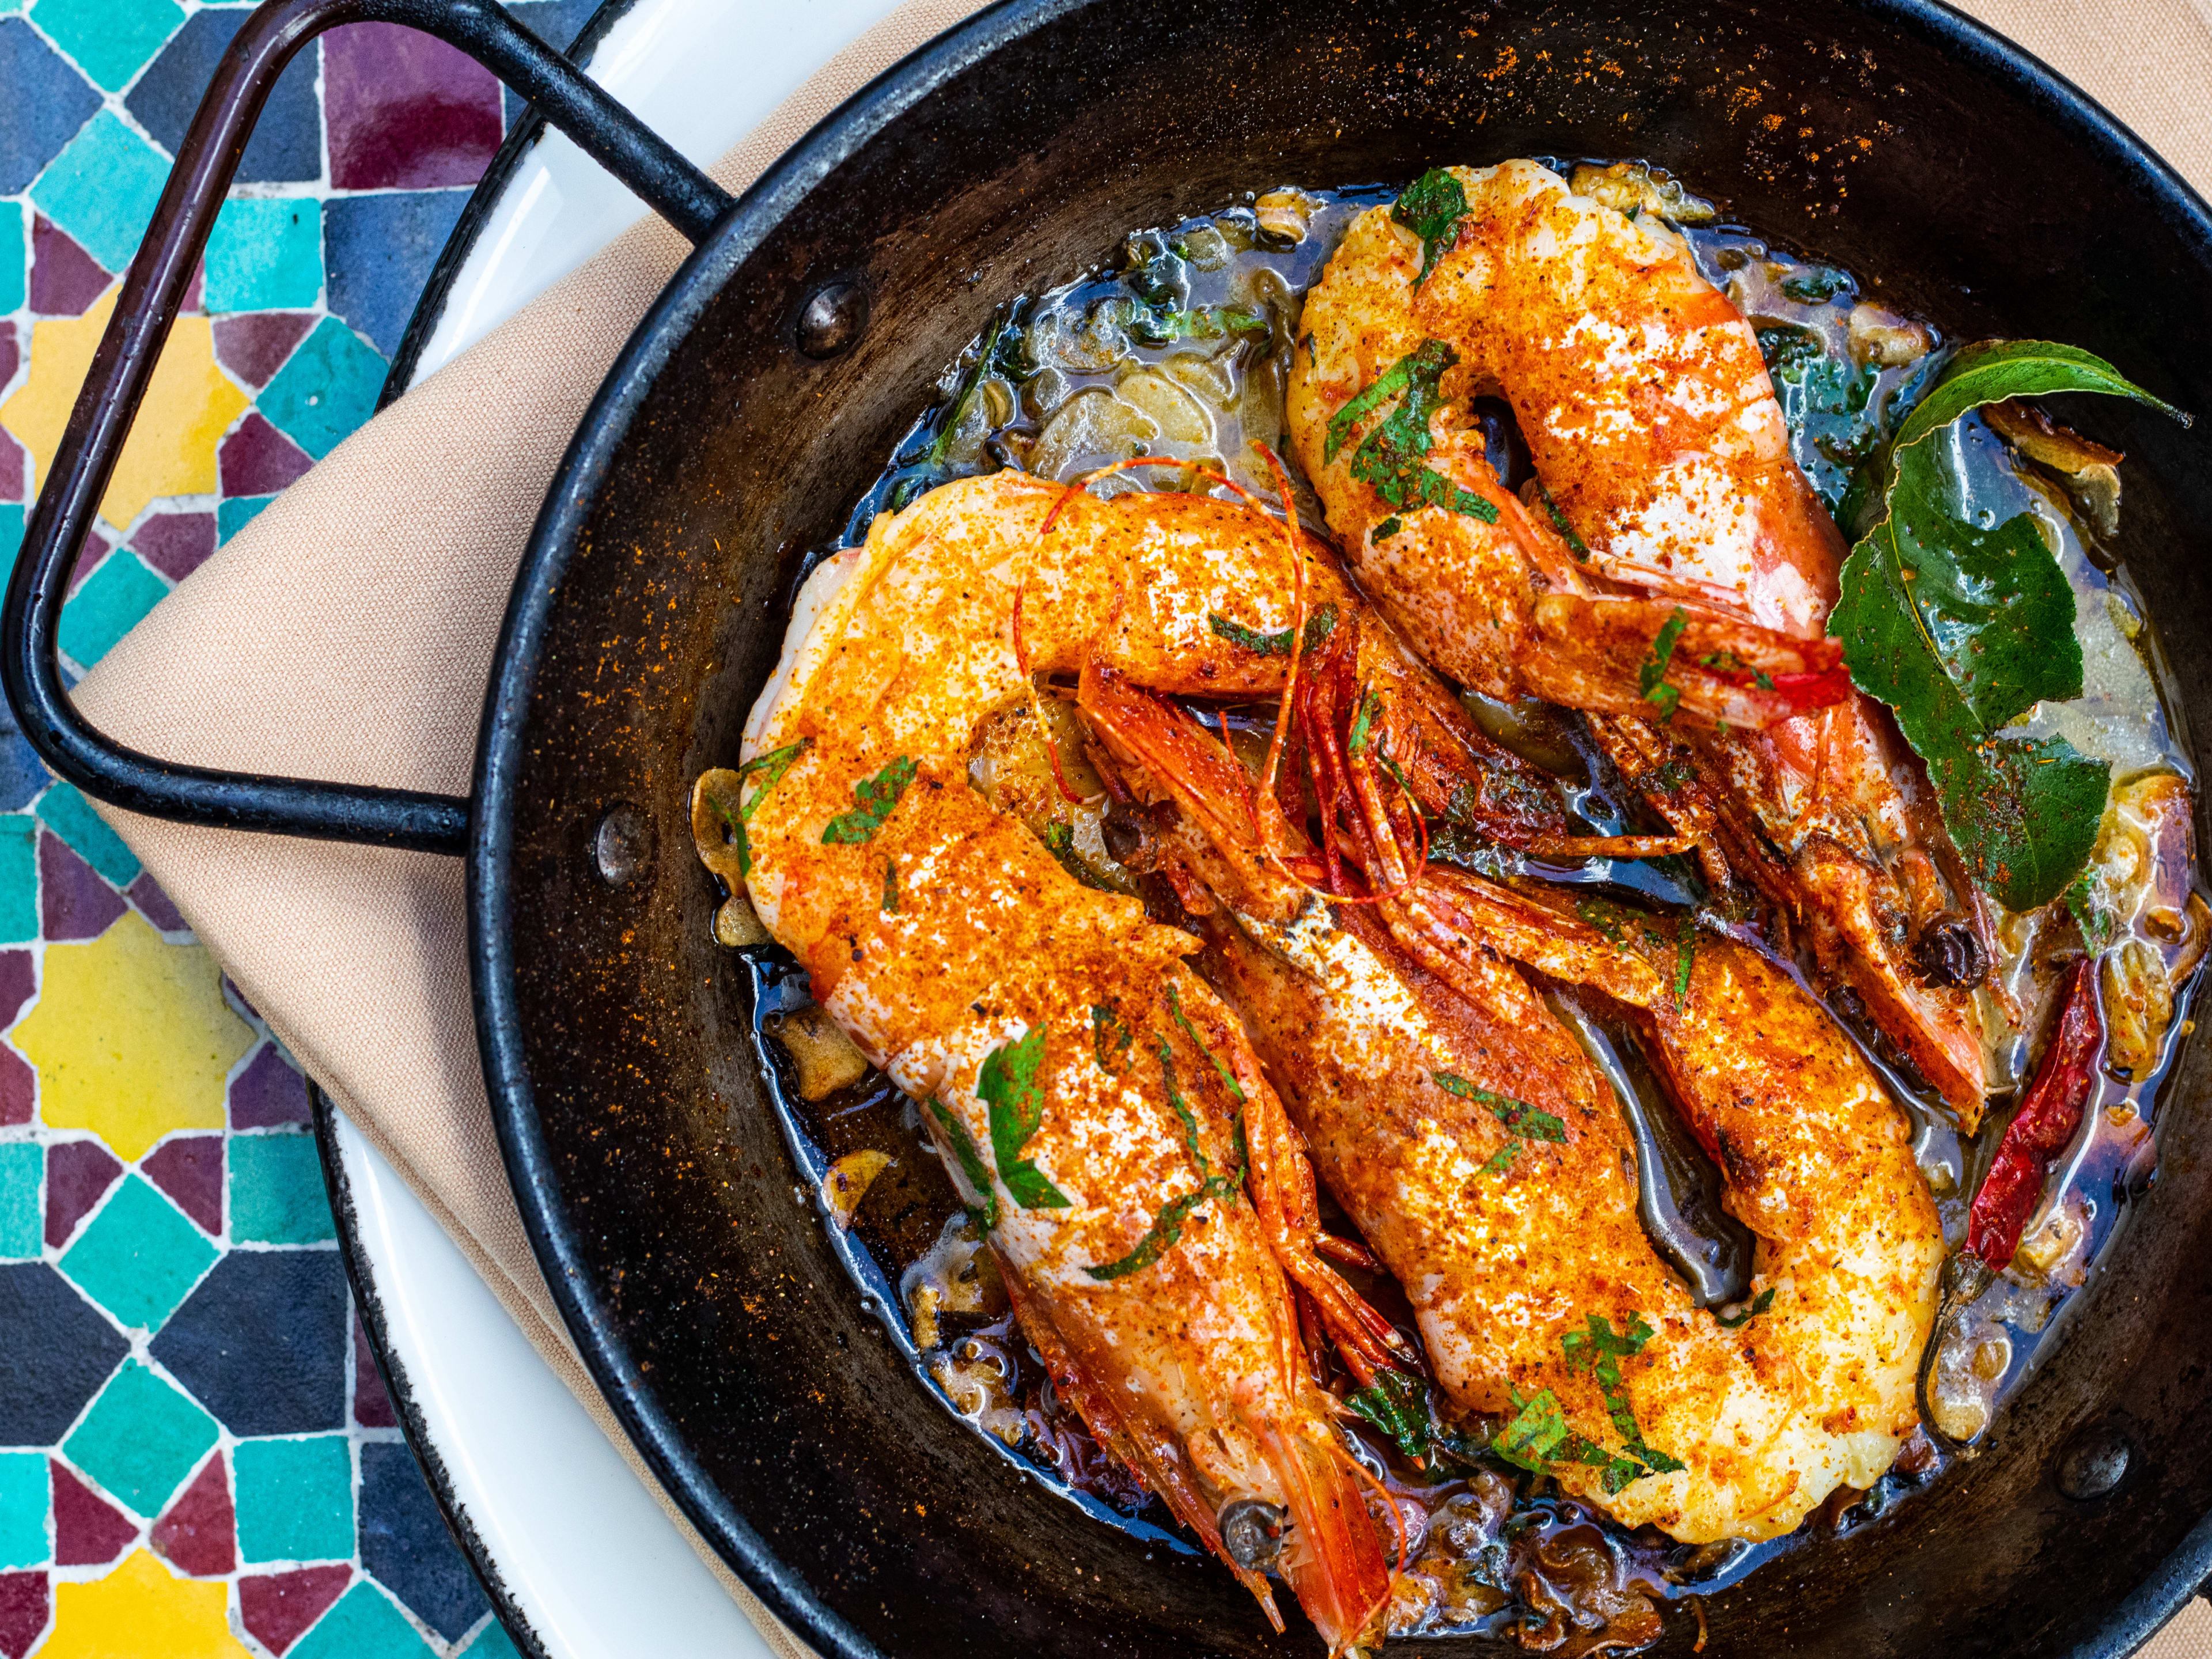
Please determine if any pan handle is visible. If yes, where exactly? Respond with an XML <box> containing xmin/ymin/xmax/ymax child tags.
<box><xmin>0</xmin><ymin>0</ymin><xmax>736</xmax><ymax>857</ymax></box>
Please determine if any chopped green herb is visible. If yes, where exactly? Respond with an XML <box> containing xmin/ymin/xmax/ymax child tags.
<box><xmin>1537</xmin><ymin>482</ymin><xmax>1589</xmax><ymax>562</ymax></box>
<box><xmin>1165</xmin><ymin>980</ymin><xmax>1247</xmax><ymax>1104</ymax></box>
<box><xmin>822</xmin><ymin>754</ymin><xmax>918</xmax><ymax>844</ymax></box>
<box><xmin>1328</xmin><ymin>341</ymin><xmax>1502</xmax><ymax>525</ymax></box>
<box><xmin>1346</xmin><ymin>1368</ymin><xmax>1485</xmax><ymax>1475</ymax></box>
<box><xmin>1083</xmin><ymin>1186</ymin><xmax>1215</xmax><ymax>1281</ymax></box>
<box><xmin>702</xmin><ymin>738</ymin><xmax>814</xmax><ymax>878</ymax></box>
<box><xmin>979</xmin><ymin>1026</ymin><xmax>1071</xmax><ymax>1211</ymax></box>
<box><xmin>1303</xmin><ymin>604</ymin><xmax>1340</xmax><ymax>655</ymax></box>
<box><xmin>1154</xmin><ymin>1037</ymin><xmax>1207</xmax><ymax>1173</ymax></box>
<box><xmin>1435</xmin><ymin>1071</ymin><xmax>1562</xmax><ymax>1176</ymax></box>
<box><xmin>1373</xmin><ymin>514</ymin><xmax>1404</xmax><ymax>541</ymax></box>
<box><xmin>1347</xmin><ymin>687</ymin><xmax>1384</xmax><ymax>757</ymax></box>
<box><xmin>927</xmin><ymin>312</ymin><xmax>1007</xmax><ymax>468</ymax></box>
<box><xmin>1209</xmin><ymin>612</ymin><xmax>1294</xmax><ymax>656</ymax></box>
<box><xmin>1673</xmin><ymin>921</ymin><xmax>1696</xmax><ymax>1007</ymax></box>
<box><xmin>1646</xmin><ymin>756</ymin><xmax>1696</xmax><ymax>794</ymax></box>
<box><xmin>928</xmin><ymin>1098</ymin><xmax>999</xmax><ymax>1232</ymax></box>
<box><xmin>1392</xmin><ymin>167</ymin><xmax>1471</xmax><ymax>287</ymax></box>
<box><xmin>1638</xmin><ymin>608</ymin><xmax>1689</xmax><ymax>722</ymax></box>
<box><xmin>1480</xmin><ymin>1142</ymin><xmax>1521</xmax><ymax>1177</ymax></box>
<box><xmin>881</xmin><ymin>862</ymin><xmax>899</xmax><ymax>913</ymax></box>
<box><xmin>1714</xmin><ymin>1287</ymin><xmax>1777</xmax><ymax>1328</ymax></box>
<box><xmin>1127</xmin><ymin>302</ymin><xmax>1268</xmax><ymax>346</ymax></box>
<box><xmin>1085</xmin><ymin>1024</ymin><xmax>1251</xmax><ymax>1281</ymax></box>
<box><xmin>1492</xmin><ymin>1387</ymin><xmax>1570</xmax><ymax>1473</ymax></box>
<box><xmin>1780</xmin><ymin>266</ymin><xmax>1852</xmax><ymax>303</ymax></box>
<box><xmin>1558</xmin><ymin>1312</ymin><xmax>1685</xmax><ymax>1489</ymax></box>
<box><xmin>2069</xmin><ymin>873</ymin><xmax>2119</xmax><ymax>955</ymax></box>
<box><xmin>1091</xmin><ymin>1003</ymin><xmax>1133</xmax><ymax>1074</ymax></box>
<box><xmin>1575</xmin><ymin>897</ymin><xmax>1628</xmax><ymax>945</ymax></box>
<box><xmin>1042</xmin><ymin>821</ymin><xmax>1113</xmax><ymax>892</ymax></box>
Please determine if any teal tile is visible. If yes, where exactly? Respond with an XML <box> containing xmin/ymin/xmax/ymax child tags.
<box><xmin>0</xmin><ymin>816</ymin><xmax>35</xmax><ymax>945</ymax></box>
<box><xmin>234</xmin><ymin>1435</ymin><xmax>351</xmax><ymax>1563</ymax></box>
<box><xmin>29</xmin><ymin>111</ymin><xmax>168</xmax><ymax>274</ymax></box>
<box><xmin>230</xmin><ymin>1131</ymin><xmax>333</xmax><ymax>1245</ymax></box>
<box><xmin>0</xmin><ymin>506</ymin><xmax>21</xmax><ymax>566</ymax></box>
<box><xmin>63</xmin><ymin>1359</ymin><xmax>218</xmax><ymax>1518</ymax></box>
<box><xmin>0</xmin><ymin>815</ymin><xmax>33</xmax><ymax>945</ymax></box>
<box><xmin>0</xmin><ymin>202</ymin><xmax>22</xmax><ymax>316</ymax></box>
<box><xmin>58</xmin><ymin>549</ymin><xmax>166</xmax><ymax>669</ymax></box>
<box><xmin>461</xmin><ymin>1620</ymin><xmax>522</xmax><ymax>1658</ymax></box>
<box><xmin>0</xmin><ymin>1142</ymin><xmax>37</xmax><ymax>1259</ymax></box>
<box><xmin>293</xmin><ymin>1583</ymin><xmax>435</xmax><ymax>1659</ymax></box>
<box><xmin>31</xmin><ymin>0</ymin><xmax>185</xmax><ymax>93</ymax></box>
<box><xmin>34</xmin><ymin>781</ymin><xmax>139</xmax><ymax>887</ymax></box>
<box><xmin>217</xmin><ymin>494</ymin><xmax>272</xmax><ymax>544</ymax></box>
<box><xmin>0</xmin><ymin>1453</ymin><xmax>45</xmax><ymax>1569</ymax></box>
<box><xmin>203</xmin><ymin>195</ymin><xmax>321</xmax><ymax>312</ymax></box>
<box><xmin>257</xmin><ymin>317</ymin><xmax>384</xmax><ymax>461</ymax></box>
<box><xmin>59</xmin><ymin>1173</ymin><xmax>216</xmax><ymax>1331</ymax></box>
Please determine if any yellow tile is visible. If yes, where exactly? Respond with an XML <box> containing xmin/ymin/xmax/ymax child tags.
<box><xmin>41</xmin><ymin>1548</ymin><xmax>253</xmax><ymax>1659</ymax></box>
<box><xmin>17</xmin><ymin>910</ymin><xmax>253</xmax><ymax>1161</ymax></box>
<box><xmin>0</xmin><ymin>288</ymin><xmax>249</xmax><ymax>531</ymax></box>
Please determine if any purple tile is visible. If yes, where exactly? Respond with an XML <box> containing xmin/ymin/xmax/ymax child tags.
<box><xmin>324</xmin><ymin>21</ymin><xmax>502</xmax><ymax>190</ymax></box>
<box><xmin>0</xmin><ymin>953</ymin><xmax>32</xmax><ymax>1029</ymax></box>
<box><xmin>51</xmin><ymin>1460</ymin><xmax>137</xmax><ymax>1567</ymax></box>
<box><xmin>141</xmin><ymin>1135</ymin><xmax>222</xmax><ymax>1236</ymax></box>
<box><xmin>180</xmin><ymin>262</ymin><xmax>203</xmax><ymax>317</ymax></box>
<box><xmin>222</xmin><ymin>975</ymin><xmax>261</xmax><ymax>1022</ymax></box>
<box><xmin>352</xmin><ymin>1315</ymin><xmax>395</xmax><ymax>1428</ymax></box>
<box><xmin>28</xmin><ymin>216</ymin><xmax>108</xmax><ymax>317</ymax></box>
<box><xmin>218</xmin><ymin>411</ymin><xmax>312</xmax><ymax>498</ymax></box>
<box><xmin>0</xmin><ymin>430</ymin><xmax>22</xmax><ymax>505</ymax></box>
<box><xmin>129</xmin><ymin>514</ymin><xmax>218</xmax><ymax>585</ymax></box>
<box><xmin>0</xmin><ymin>323</ymin><xmax>16</xmax><ymax>391</ymax></box>
<box><xmin>125</xmin><ymin>872</ymin><xmax>188</xmax><ymax>932</ymax></box>
<box><xmin>211</xmin><ymin>312</ymin><xmax>315</xmax><ymax>392</ymax></box>
<box><xmin>37</xmin><ymin>831</ymin><xmax>125</xmax><ymax>941</ymax></box>
<box><xmin>44</xmin><ymin>1139</ymin><xmax>120</xmax><ymax>1249</ymax></box>
<box><xmin>230</xmin><ymin>1043</ymin><xmax>308</xmax><ymax>1129</ymax></box>
<box><xmin>0</xmin><ymin>1048</ymin><xmax>32</xmax><ymax>1127</ymax></box>
<box><xmin>240</xmin><ymin>1566</ymin><xmax>349</xmax><ymax>1656</ymax></box>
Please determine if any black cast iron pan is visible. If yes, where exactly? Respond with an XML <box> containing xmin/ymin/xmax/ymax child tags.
<box><xmin>10</xmin><ymin>1</ymin><xmax>2212</xmax><ymax>1653</ymax></box>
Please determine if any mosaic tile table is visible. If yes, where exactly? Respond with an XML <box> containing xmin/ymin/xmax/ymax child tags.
<box><xmin>0</xmin><ymin>3</ymin><xmax>594</xmax><ymax>1654</ymax></box>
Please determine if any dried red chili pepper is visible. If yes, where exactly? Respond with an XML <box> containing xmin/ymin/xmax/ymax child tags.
<box><xmin>1965</xmin><ymin>957</ymin><xmax>2102</xmax><ymax>1271</ymax></box>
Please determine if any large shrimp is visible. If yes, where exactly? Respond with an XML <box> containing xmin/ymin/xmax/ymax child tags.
<box><xmin>735</xmin><ymin>471</ymin><xmax>1400</xmax><ymax>1650</ymax></box>
<box><xmin>1285</xmin><ymin>158</ymin><xmax>1991</xmax><ymax>1123</ymax></box>
<box><xmin>1081</xmin><ymin>607</ymin><xmax>1943</xmax><ymax>1541</ymax></box>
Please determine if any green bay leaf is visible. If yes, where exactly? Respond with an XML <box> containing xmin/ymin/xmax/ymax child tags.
<box><xmin>1829</xmin><ymin>340</ymin><xmax>2183</xmax><ymax>911</ymax></box>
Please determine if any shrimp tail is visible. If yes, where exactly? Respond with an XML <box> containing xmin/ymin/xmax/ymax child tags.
<box><xmin>995</xmin><ymin>1262</ymin><xmax>1286</xmax><ymax>1626</ymax></box>
<box><xmin>1257</xmin><ymin>1419</ymin><xmax>1393</xmax><ymax>1656</ymax></box>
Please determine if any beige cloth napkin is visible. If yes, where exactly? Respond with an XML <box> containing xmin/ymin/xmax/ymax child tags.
<box><xmin>66</xmin><ymin>1</ymin><xmax>2212</xmax><ymax>1654</ymax></box>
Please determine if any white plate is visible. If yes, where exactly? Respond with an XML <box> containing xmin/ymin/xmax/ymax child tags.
<box><xmin>326</xmin><ymin>2</ymin><xmax>907</xmax><ymax>1653</ymax></box>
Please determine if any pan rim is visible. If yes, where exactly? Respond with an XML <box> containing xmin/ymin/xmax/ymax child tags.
<box><xmin>466</xmin><ymin>2</ymin><xmax>2212</xmax><ymax>1654</ymax></box>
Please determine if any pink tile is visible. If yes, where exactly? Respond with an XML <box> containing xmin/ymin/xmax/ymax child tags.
<box><xmin>130</xmin><ymin>513</ymin><xmax>219</xmax><ymax>584</ymax></box>
<box><xmin>0</xmin><ymin>322</ymin><xmax>16</xmax><ymax>391</ymax></box>
<box><xmin>0</xmin><ymin>430</ymin><xmax>22</xmax><ymax>505</ymax></box>
<box><xmin>63</xmin><ymin>527</ymin><xmax>112</xmax><ymax>596</ymax></box>
<box><xmin>218</xmin><ymin>411</ymin><xmax>313</xmax><ymax>498</ymax></box>
<box><xmin>324</xmin><ymin>21</ymin><xmax>501</xmax><ymax>190</ymax></box>
<box><xmin>211</xmin><ymin>312</ymin><xmax>315</xmax><ymax>391</ymax></box>
<box><xmin>44</xmin><ymin>1139</ymin><xmax>121</xmax><ymax>1249</ymax></box>
<box><xmin>29</xmin><ymin>217</ymin><xmax>109</xmax><ymax>317</ymax></box>
<box><xmin>142</xmin><ymin>1134</ymin><xmax>222</xmax><ymax>1235</ymax></box>
<box><xmin>50</xmin><ymin>1461</ymin><xmax>137</xmax><ymax>1567</ymax></box>
<box><xmin>150</xmin><ymin>1452</ymin><xmax>234</xmax><ymax>1577</ymax></box>
<box><xmin>180</xmin><ymin>262</ymin><xmax>204</xmax><ymax>316</ymax></box>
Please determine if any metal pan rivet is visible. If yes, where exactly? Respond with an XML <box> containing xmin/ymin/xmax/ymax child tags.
<box><xmin>796</xmin><ymin>281</ymin><xmax>868</xmax><ymax>358</ymax></box>
<box><xmin>592</xmin><ymin>805</ymin><xmax>650</xmax><ymax>886</ymax></box>
<box><xmin>2055</xmin><ymin>1422</ymin><xmax>2131</xmax><ymax>1500</ymax></box>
